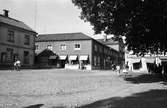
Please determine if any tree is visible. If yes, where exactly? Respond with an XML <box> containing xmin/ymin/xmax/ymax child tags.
<box><xmin>72</xmin><ymin>0</ymin><xmax>167</xmax><ymax>55</ymax></box>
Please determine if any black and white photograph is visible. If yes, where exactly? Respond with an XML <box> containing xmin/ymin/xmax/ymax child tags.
<box><xmin>0</xmin><ymin>0</ymin><xmax>167</xmax><ymax>108</ymax></box>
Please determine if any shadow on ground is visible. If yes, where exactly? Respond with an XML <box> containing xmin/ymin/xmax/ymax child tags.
<box><xmin>23</xmin><ymin>104</ymin><xmax>44</xmax><ymax>108</ymax></box>
<box><xmin>76</xmin><ymin>89</ymin><xmax>167</xmax><ymax>108</ymax></box>
<box><xmin>122</xmin><ymin>73</ymin><xmax>167</xmax><ymax>84</ymax></box>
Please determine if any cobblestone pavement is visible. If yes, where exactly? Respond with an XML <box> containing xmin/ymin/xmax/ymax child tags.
<box><xmin>0</xmin><ymin>69</ymin><xmax>167</xmax><ymax>108</ymax></box>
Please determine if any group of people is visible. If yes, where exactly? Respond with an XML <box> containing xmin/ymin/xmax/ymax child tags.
<box><xmin>115</xmin><ymin>63</ymin><xmax>129</xmax><ymax>76</ymax></box>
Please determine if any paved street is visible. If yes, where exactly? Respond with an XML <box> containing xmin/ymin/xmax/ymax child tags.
<box><xmin>0</xmin><ymin>69</ymin><xmax>167</xmax><ymax>108</ymax></box>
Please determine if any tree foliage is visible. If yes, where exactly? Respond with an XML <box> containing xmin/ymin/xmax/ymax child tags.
<box><xmin>72</xmin><ymin>0</ymin><xmax>167</xmax><ymax>55</ymax></box>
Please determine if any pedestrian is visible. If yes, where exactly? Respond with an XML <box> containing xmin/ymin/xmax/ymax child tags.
<box><xmin>116</xmin><ymin>65</ymin><xmax>120</xmax><ymax>75</ymax></box>
<box><xmin>14</xmin><ymin>59</ymin><xmax>21</xmax><ymax>71</ymax></box>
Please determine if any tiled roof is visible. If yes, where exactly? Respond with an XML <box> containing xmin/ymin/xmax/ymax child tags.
<box><xmin>0</xmin><ymin>14</ymin><xmax>36</xmax><ymax>33</ymax></box>
<box><xmin>36</xmin><ymin>33</ymin><xmax>92</xmax><ymax>41</ymax></box>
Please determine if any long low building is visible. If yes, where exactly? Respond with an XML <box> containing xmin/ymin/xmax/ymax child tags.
<box><xmin>35</xmin><ymin>32</ymin><xmax>121</xmax><ymax>70</ymax></box>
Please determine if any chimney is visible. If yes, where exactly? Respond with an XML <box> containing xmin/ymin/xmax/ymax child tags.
<box><xmin>3</xmin><ymin>9</ymin><xmax>9</xmax><ymax>17</ymax></box>
<box><xmin>103</xmin><ymin>35</ymin><xmax>107</xmax><ymax>42</ymax></box>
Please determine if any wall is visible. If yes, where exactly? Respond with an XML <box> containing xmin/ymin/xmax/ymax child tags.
<box><xmin>36</xmin><ymin>40</ymin><xmax>92</xmax><ymax>69</ymax></box>
<box><xmin>0</xmin><ymin>24</ymin><xmax>36</xmax><ymax>67</ymax></box>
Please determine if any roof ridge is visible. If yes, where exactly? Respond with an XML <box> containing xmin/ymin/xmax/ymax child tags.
<box><xmin>39</xmin><ymin>32</ymin><xmax>83</xmax><ymax>36</ymax></box>
<box><xmin>0</xmin><ymin>14</ymin><xmax>36</xmax><ymax>33</ymax></box>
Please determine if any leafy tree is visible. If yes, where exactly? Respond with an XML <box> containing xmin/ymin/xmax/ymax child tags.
<box><xmin>72</xmin><ymin>0</ymin><xmax>167</xmax><ymax>55</ymax></box>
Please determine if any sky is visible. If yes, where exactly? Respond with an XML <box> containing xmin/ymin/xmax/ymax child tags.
<box><xmin>0</xmin><ymin>0</ymin><xmax>103</xmax><ymax>39</ymax></box>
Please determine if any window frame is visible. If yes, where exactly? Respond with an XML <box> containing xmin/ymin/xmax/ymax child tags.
<box><xmin>24</xmin><ymin>35</ymin><xmax>30</xmax><ymax>45</ymax></box>
<box><xmin>60</xmin><ymin>44</ymin><xmax>67</xmax><ymax>50</ymax></box>
<box><xmin>7</xmin><ymin>30</ymin><xmax>14</xmax><ymax>43</ymax></box>
<box><xmin>74</xmin><ymin>43</ymin><xmax>81</xmax><ymax>50</ymax></box>
<box><xmin>47</xmin><ymin>45</ymin><xmax>53</xmax><ymax>50</ymax></box>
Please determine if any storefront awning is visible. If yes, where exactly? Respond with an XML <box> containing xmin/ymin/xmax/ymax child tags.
<box><xmin>59</xmin><ymin>55</ymin><xmax>67</xmax><ymax>60</ymax></box>
<box><xmin>129</xmin><ymin>59</ymin><xmax>141</xmax><ymax>64</ymax></box>
<box><xmin>49</xmin><ymin>55</ymin><xmax>57</xmax><ymax>59</ymax></box>
<box><xmin>145</xmin><ymin>58</ymin><xmax>155</xmax><ymax>63</ymax></box>
<box><xmin>69</xmin><ymin>55</ymin><xmax>77</xmax><ymax>60</ymax></box>
<box><xmin>159</xmin><ymin>56</ymin><xmax>167</xmax><ymax>62</ymax></box>
<box><xmin>79</xmin><ymin>55</ymin><xmax>88</xmax><ymax>60</ymax></box>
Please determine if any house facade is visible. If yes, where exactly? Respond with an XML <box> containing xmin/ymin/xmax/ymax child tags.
<box><xmin>97</xmin><ymin>36</ymin><xmax>125</xmax><ymax>68</ymax></box>
<box><xmin>0</xmin><ymin>10</ymin><xmax>37</xmax><ymax>68</ymax></box>
<box><xmin>35</xmin><ymin>33</ymin><xmax>119</xmax><ymax>70</ymax></box>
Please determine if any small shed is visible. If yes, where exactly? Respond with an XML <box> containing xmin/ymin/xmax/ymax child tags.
<box><xmin>35</xmin><ymin>49</ymin><xmax>57</xmax><ymax>68</ymax></box>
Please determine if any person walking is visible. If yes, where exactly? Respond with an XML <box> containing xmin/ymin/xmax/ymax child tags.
<box><xmin>116</xmin><ymin>65</ymin><xmax>121</xmax><ymax>75</ymax></box>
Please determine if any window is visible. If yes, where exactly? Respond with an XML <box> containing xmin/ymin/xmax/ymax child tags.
<box><xmin>35</xmin><ymin>45</ymin><xmax>39</xmax><ymax>50</ymax></box>
<box><xmin>98</xmin><ymin>56</ymin><xmax>100</xmax><ymax>66</ymax></box>
<box><xmin>7</xmin><ymin>30</ymin><xmax>14</xmax><ymax>42</ymax></box>
<box><xmin>24</xmin><ymin>35</ymin><xmax>30</xmax><ymax>45</ymax></box>
<box><xmin>1</xmin><ymin>52</ymin><xmax>7</xmax><ymax>63</ymax></box>
<box><xmin>74</xmin><ymin>44</ymin><xmax>81</xmax><ymax>50</ymax></box>
<box><xmin>93</xmin><ymin>56</ymin><xmax>97</xmax><ymax>66</ymax></box>
<box><xmin>24</xmin><ymin>51</ymin><xmax>29</xmax><ymax>64</ymax></box>
<box><xmin>13</xmin><ymin>54</ymin><xmax>18</xmax><ymax>62</ymax></box>
<box><xmin>94</xmin><ymin>45</ymin><xmax>98</xmax><ymax>51</ymax></box>
<box><xmin>47</xmin><ymin>45</ymin><xmax>52</xmax><ymax>50</ymax></box>
<box><xmin>6</xmin><ymin>48</ymin><xmax>13</xmax><ymax>63</ymax></box>
<box><xmin>99</xmin><ymin>47</ymin><xmax>102</xmax><ymax>53</ymax></box>
<box><xmin>60</xmin><ymin>44</ymin><xmax>66</xmax><ymax>50</ymax></box>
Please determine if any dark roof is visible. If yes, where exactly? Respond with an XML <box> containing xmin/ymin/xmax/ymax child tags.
<box><xmin>97</xmin><ymin>39</ymin><xmax>119</xmax><ymax>45</ymax></box>
<box><xmin>36</xmin><ymin>33</ymin><xmax>92</xmax><ymax>42</ymax></box>
<box><xmin>0</xmin><ymin>14</ymin><xmax>36</xmax><ymax>33</ymax></box>
<box><xmin>37</xmin><ymin>49</ymin><xmax>55</xmax><ymax>57</ymax></box>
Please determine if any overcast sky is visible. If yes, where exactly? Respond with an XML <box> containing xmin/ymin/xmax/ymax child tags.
<box><xmin>0</xmin><ymin>0</ymin><xmax>103</xmax><ymax>38</ymax></box>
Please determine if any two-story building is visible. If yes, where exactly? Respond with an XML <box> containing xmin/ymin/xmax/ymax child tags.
<box><xmin>97</xmin><ymin>36</ymin><xmax>125</xmax><ymax>68</ymax></box>
<box><xmin>35</xmin><ymin>33</ymin><xmax>119</xmax><ymax>70</ymax></box>
<box><xmin>0</xmin><ymin>10</ymin><xmax>37</xmax><ymax>68</ymax></box>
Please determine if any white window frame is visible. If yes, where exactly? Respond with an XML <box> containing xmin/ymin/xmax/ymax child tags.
<box><xmin>47</xmin><ymin>45</ymin><xmax>53</xmax><ymax>50</ymax></box>
<box><xmin>60</xmin><ymin>44</ymin><xmax>66</xmax><ymax>50</ymax></box>
<box><xmin>74</xmin><ymin>43</ymin><xmax>81</xmax><ymax>50</ymax></box>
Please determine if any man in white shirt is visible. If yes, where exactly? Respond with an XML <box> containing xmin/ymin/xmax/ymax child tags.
<box><xmin>14</xmin><ymin>59</ymin><xmax>21</xmax><ymax>71</ymax></box>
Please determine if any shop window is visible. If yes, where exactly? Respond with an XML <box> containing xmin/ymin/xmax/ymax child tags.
<box><xmin>71</xmin><ymin>60</ymin><xmax>79</xmax><ymax>65</ymax></box>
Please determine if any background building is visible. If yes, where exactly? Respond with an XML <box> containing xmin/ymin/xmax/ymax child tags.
<box><xmin>35</xmin><ymin>33</ymin><xmax>120</xmax><ymax>70</ymax></box>
<box><xmin>0</xmin><ymin>10</ymin><xmax>37</xmax><ymax>68</ymax></box>
<box><xmin>97</xmin><ymin>35</ymin><xmax>125</xmax><ymax>68</ymax></box>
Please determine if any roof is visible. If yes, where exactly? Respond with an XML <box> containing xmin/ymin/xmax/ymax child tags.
<box><xmin>36</xmin><ymin>33</ymin><xmax>92</xmax><ymax>42</ymax></box>
<box><xmin>97</xmin><ymin>38</ymin><xmax>119</xmax><ymax>45</ymax></box>
<box><xmin>37</xmin><ymin>49</ymin><xmax>55</xmax><ymax>57</ymax></box>
<box><xmin>0</xmin><ymin>14</ymin><xmax>36</xmax><ymax>33</ymax></box>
